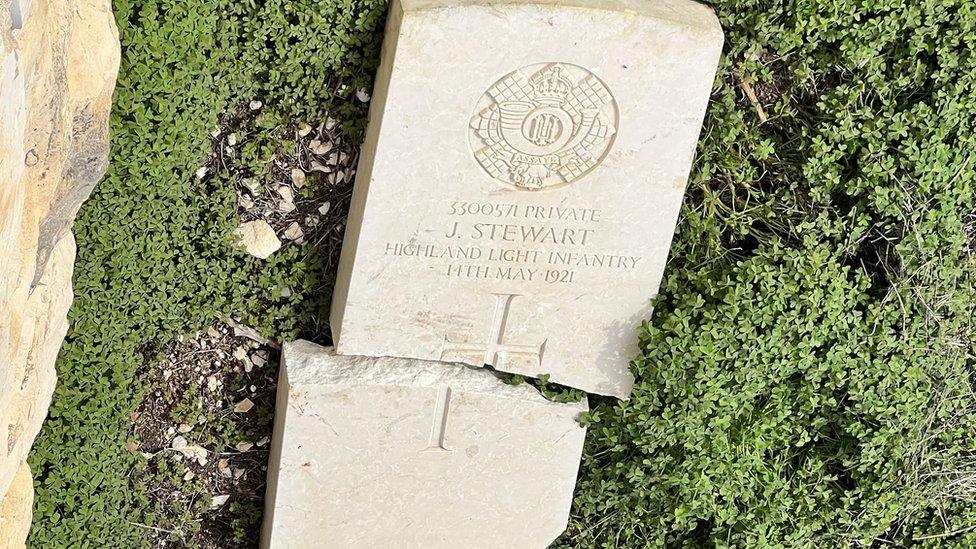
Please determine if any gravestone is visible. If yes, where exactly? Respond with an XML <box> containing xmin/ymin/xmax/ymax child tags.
<box><xmin>331</xmin><ymin>0</ymin><xmax>724</xmax><ymax>397</ymax></box>
<box><xmin>260</xmin><ymin>340</ymin><xmax>587</xmax><ymax>549</ymax></box>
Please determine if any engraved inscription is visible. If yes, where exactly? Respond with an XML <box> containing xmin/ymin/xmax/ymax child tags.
<box><xmin>423</xmin><ymin>386</ymin><xmax>453</xmax><ymax>453</ymax></box>
<box><xmin>383</xmin><ymin>200</ymin><xmax>643</xmax><ymax>285</ymax></box>
<box><xmin>441</xmin><ymin>293</ymin><xmax>546</xmax><ymax>367</ymax></box>
<box><xmin>469</xmin><ymin>62</ymin><xmax>618</xmax><ymax>190</ymax></box>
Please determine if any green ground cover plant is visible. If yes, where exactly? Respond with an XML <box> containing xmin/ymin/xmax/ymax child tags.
<box><xmin>28</xmin><ymin>0</ymin><xmax>386</xmax><ymax>545</ymax></box>
<box><xmin>558</xmin><ymin>1</ymin><xmax>976</xmax><ymax>546</ymax></box>
<box><xmin>28</xmin><ymin>0</ymin><xmax>975</xmax><ymax>547</ymax></box>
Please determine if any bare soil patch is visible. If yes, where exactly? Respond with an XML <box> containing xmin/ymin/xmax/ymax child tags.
<box><xmin>129</xmin><ymin>323</ymin><xmax>278</xmax><ymax>548</ymax></box>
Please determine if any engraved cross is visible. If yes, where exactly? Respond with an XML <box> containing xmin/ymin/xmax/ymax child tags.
<box><xmin>423</xmin><ymin>386</ymin><xmax>452</xmax><ymax>453</ymax></box>
<box><xmin>440</xmin><ymin>293</ymin><xmax>547</xmax><ymax>368</ymax></box>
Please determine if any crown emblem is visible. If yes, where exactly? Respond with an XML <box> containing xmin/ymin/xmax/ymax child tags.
<box><xmin>529</xmin><ymin>65</ymin><xmax>573</xmax><ymax>105</ymax></box>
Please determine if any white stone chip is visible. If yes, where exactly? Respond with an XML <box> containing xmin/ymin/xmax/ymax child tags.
<box><xmin>234</xmin><ymin>398</ymin><xmax>254</xmax><ymax>413</ymax></box>
<box><xmin>329</xmin><ymin>0</ymin><xmax>724</xmax><ymax>398</ymax></box>
<box><xmin>283</xmin><ymin>222</ymin><xmax>303</xmax><ymax>241</ymax></box>
<box><xmin>171</xmin><ymin>436</ymin><xmax>208</xmax><ymax>465</ymax></box>
<box><xmin>277</xmin><ymin>185</ymin><xmax>294</xmax><ymax>203</ymax></box>
<box><xmin>312</xmin><ymin>141</ymin><xmax>332</xmax><ymax>155</ymax></box>
<box><xmin>260</xmin><ymin>340</ymin><xmax>587</xmax><ymax>549</ymax></box>
<box><xmin>234</xmin><ymin>220</ymin><xmax>281</xmax><ymax>259</ymax></box>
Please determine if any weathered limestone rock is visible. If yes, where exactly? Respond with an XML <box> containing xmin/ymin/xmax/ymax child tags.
<box><xmin>331</xmin><ymin>0</ymin><xmax>724</xmax><ymax>398</ymax></box>
<box><xmin>261</xmin><ymin>340</ymin><xmax>587</xmax><ymax>548</ymax></box>
<box><xmin>0</xmin><ymin>462</ymin><xmax>33</xmax><ymax>549</ymax></box>
<box><xmin>0</xmin><ymin>0</ymin><xmax>120</xmax><ymax>539</ymax></box>
<box><xmin>234</xmin><ymin>220</ymin><xmax>282</xmax><ymax>259</ymax></box>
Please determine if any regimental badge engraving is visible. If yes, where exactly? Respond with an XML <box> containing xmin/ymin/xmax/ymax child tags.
<box><xmin>469</xmin><ymin>62</ymin><xmax>619</xmax><ymax>190</ymax></box>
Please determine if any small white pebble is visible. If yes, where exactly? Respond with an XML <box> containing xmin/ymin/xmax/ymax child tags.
<box><xmin>278</xmin><ymin>186</ymin><xmax>294</xmax><ymax>203</ymax></box>
<box><xmin>283</xmin><ymin>222</ymin><xmax>304</xmax><ymax>241</ymax></box>
<box><xmin>291</xmin><ymin>168</ymin><xmax>306</xmax><ymax>188</ymax></box>
<box><xmin>313</xmin><ymin>141</ymin><xmax>332</xmax><ymax>155</ymax></box>
<box><xmin>234</xmin><ymin>398</ymin><xmax>254</xmax><ymax>413</ymax></box>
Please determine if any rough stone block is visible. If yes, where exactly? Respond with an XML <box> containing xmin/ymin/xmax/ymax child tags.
<box><xmin>261</xmin><ymin>340</ymin><xmax>587</xmax><ymax>548</ymax></box>
<box><xmin>331</xmin><ymin>0</ymin><xmax>724</xmax><ymax>397</ymax></box>
<box><xmin>0</xmin><ymin>462</ymin><xmax>32</xmax><ymax>549</ymax></box>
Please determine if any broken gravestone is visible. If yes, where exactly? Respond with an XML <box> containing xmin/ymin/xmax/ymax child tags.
<box><xmin>260</xmin><ymin>340</ymin><xmax>587</xmax><ymax>549</ymax></box>
<box><xmin>330</xmin><ymin>0</ymin><xmax>724</xmax><ymax>398</ymax></box>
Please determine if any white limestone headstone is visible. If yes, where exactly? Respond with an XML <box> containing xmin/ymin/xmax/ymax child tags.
<box><xmin>260</xmin><ymin>340</ymin><xmax>588</xmax><ymax>549</ymax></box>
<box><xmin>331</xmin><ymin>0</ymin><xmax>724</xmax><ymax>398</ymax></box>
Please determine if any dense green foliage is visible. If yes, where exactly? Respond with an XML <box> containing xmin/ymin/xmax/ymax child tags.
<box><xmin>28</xmin><ymin>0</ymin><xmax>975</xmax><ymax>547</ymax></box>
<box><xmin>559</xmin><ymin>1</ymin><xmax>976</xmax><ymax>546</ymax></box>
